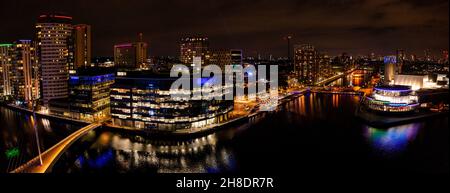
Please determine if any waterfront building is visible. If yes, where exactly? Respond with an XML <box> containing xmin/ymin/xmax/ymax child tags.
<box><xmin>0</xmin><ymin>43</ymin><xmax>13</xmax><ymax>96</ymax></box>
<box><xmin>364</xmin><ymin>85</ymin><xmax>419</xmax><ymax>113</ymax></box>
<box><xmin>180</xmin><ymin>37</ymin><xmax>209</xmax><ymax>65</ymax></box>
<box><xmin>294</xmin><ymin>44</ymin><xmax>320</xmax><ymax>84</ymax></box>
<box><xmin>73</xmin><ymin>24</ymin><xmax>92</xmax><ymax>69</ymax></box>
<box><xmin>394</xmin><ymin>74</ymin><xmax>449</xmax><ymax>90</ymax></box>
<box><xmin>317</xmin><ymin>53</ymin><xmax>332</xmax><ymax>82</ymax></box>
<box><xmin>9</xmin><ymin>40</ymin><xmax>40</xmax><ymax>103</ymax></box>
<box><xmin>293</xmin><ymin>44</ymin><xmax>332</xmax><ymax>85</ymax></box>
<box><xmin>36</xmin><ymin>14</ymin><xmax>73</xmax><ymax>105</ymax></box>
<box><xmin>49</xmin><ymin>68</ymin><xmax>115</xmax><ymax>122</ymax></box>
<box><xmin>110</xmin><ymin>70</ymin><xmax>233</xmax><ymax>131</ymax></box>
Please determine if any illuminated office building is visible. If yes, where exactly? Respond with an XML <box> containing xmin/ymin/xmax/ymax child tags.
<box><xmin>180</xmin><ymin>37</ymin><xmax>209</xmax><ymax>65</ymax></box>
<box><xmin>49</xmin><ymin>68</ymin><xmax>115</xmax><ymax>122</ymax></box>
<box><xmin>110</xmin><ymin>70</ymin><xmax>233</xmax><ymax>131</ymax></box>
<box><xmin>36</xmin><ymin>14</ymin><xmax>73</xmax><ymax>105</ymax></box>
<box><xmin>0</xmin><ymin>43</ymin><xmax>13</xmax><ymax>96</ymax></box>
<box><xmin>69</xmin><ymin>69</ymin><xmax>114</xmax><ymax>121</ymax></box>
<box><xmin>73</xmin><ymin>24</ymin><xmax>92</xmax><ymax>69</ymax></box>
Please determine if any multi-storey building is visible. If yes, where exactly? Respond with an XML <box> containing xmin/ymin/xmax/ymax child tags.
<box><xmin>0</xmin><ymin>43</ymin><xmax>13</xmax><ymax>97</ymax></box>
<box><xmin>114</xmin><ymin>42</ymin><xmax>148</xmax><ymax>69</ymax></box>
<box><xmin>294</xmin><ymin>44</ymin><xmax>318</xmax><ymax>84</ymax></box>
<box><xmin>207</xmin><ymin>49</ymin><xmax>243</xmax><ymax>70</ymax></box>
<box><xmin>384</xmin><ymin>56</ymin><xmax>397</xmax><ymax>84</ymax></box>
<box><xmin>36</xmin><ymin>14</ymin><xmax>73</xmax><ymax>105</ymax></box>
<box><xmin>9</xmin><ymin>40</ymin><xmax>40</xmax><ymax>103</ymax></box>
<box><xmin>396</xmin><ymin>49</ymin><xmax>406</xmax><ymax>74</ymax></box>
<box><xmin>49</xmin><ymin>68</ymin><xmax>115</xmax><ymax>122</ymax></box>
<box><xmin>68</xmin><ymin>69</ymin><xmax>114</xmax><ymax>122</ymax></box>
<box><xmin>73</xmin><ymin>24</ymin><xmax>92</xmax><ymax>69</ymax></box>
<box><xmin>110</xmin><ymin>70</ymin><xmax>233</xmax><ymax>131</ymax></box>
<box><xmin>180</xmin><ymin>37</ymin><xmax>209</xmax><ymax>65</ymax></box>
<box><xmin>317</xmin><ymin>53</ymin><xmax>332</xmax><ymax>81</ymax></box>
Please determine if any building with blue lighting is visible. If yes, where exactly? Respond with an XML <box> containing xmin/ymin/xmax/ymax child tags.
<box><xmin>364</xmin><ymin>85</ymin><xmax>419</xmax><ymax>113</ymax></box>
<box><xmin>49</xmin><ymin>68</ymin><xmax>115</xmax><ymax>122</ymax></box>
<box><xmin>110</xmin><ymin>70</ymin><xmax>233</xmax><ymax>131</ymax></box>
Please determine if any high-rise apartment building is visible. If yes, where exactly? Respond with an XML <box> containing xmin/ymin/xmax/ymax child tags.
<box><xmin>0</xmin><ymin>43</ymin><xmax>13</xmax><ymax>96</ymax></box>
<box><xmin>294</xmin><ymin>44</ymin><xmax>318</xmax><ymax>84</ymax></box>
<box><xmin>36</xmin><ymin>14</ymin><xmax>73</xmax><ymax>105</ymax></box>
<box><xmin>73</xmin><ymin>24</ymin><xmax>92</xmax><ymax>69</ymax></box>
<box><xmin>9</xmin><ymin>40</ymin><xmax>40</xmax><ymax>103</ymax></box>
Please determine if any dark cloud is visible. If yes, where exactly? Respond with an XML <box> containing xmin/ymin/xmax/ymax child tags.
<box><xmin>0</xmin><ymin>0</ymin><xmax>448</xmax><ymax>57</ymax></box>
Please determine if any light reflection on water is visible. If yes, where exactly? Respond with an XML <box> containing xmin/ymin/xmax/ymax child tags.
<box><xmin>51</xmin><ymin>70</ymin><xmax>447</xmax><ymax>174</ymax></box>
<box><xmin>64</xmin><ymin>131</ymin><xmax>235</xmax><ymax>173</ymax></box>
<box><xmin>0</xmin><ymin>106</ymin><xmax>82</xmax><ymax>173</ymax></box>
<box><xmin>364</xmin><ymin>123</ymin><xmax>421</xmax><ymax>155</ymax></box>
<box><xmin>52</xmin><ymin>93</ymin><xmax>448</xmax><ymax>174</ymax></box>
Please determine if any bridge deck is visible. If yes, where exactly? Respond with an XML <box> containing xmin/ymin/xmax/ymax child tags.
<box><xmin>11</xmin><ymin>123</ymin><xmax>101</xmax><ymax>173</ymax></box>
<box><xmin>315</xmin><ymin>68</ymin><xmax>356</xmax><ymax>86</ymax></box>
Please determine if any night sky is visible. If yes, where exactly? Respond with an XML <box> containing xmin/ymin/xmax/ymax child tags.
<box><xmin>0</xmin><ymin>0</ymin><xmax>448</xmax><ymax>58</ymax></box>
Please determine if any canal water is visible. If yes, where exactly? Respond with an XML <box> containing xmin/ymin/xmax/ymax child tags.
<box><xmin>0</xmin><ymin>107</ymin><xmax>84</xmax><ymax>172</ymax></box>
<box><xmin>329</xmin><ymin>69</ymin><xmax>372</xmax><ymax>87</ymax></box>
<box><xmin>1</xmin><ymin>69</ymin><xmax>448</xmax><ymax>174</ymax></box>
<box><xmin>50</xmin><ymin>93</ymin><xmax>448</xmax><ymax>174</ymax></box>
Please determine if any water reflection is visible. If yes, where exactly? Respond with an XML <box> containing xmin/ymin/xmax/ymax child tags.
<box><xmin>59</xmin><ymin>131</ymin><xmax>235</xmax><ymax>173</ymax></box>
<box><xmin>364</xmin><ymin>123</ymin><xmax>421</xmax><ymax>155</ymax></box>
<box><xmin>0</xmin><ymin>106</ymin><xmax>82</xmax><ymax>172</ymax></box>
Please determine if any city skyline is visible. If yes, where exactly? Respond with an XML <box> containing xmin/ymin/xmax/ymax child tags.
<box><xmin>0</xmin><ymin>0</ymin><xmax>448</xmax><ymax>58</ymax></box>
<box><xmin>0</xmin><ymin>2</ymin><xmax>448</xmax><ymax>191</ymax></box>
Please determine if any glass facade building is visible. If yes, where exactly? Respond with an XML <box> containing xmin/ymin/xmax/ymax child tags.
<box><xmin>49</xmin><ymin>70</ymin><xmax>115</xmax><ymax>122</ymax></box>
<box><xmin>110</xmin><ymin>71</ymin><xmax>233</xmax><ymax>131</ymax></box>
<box><xmin>69</xmin><ymin>72</ymin><xmax>115</xmax><ymax>121</ymax></box>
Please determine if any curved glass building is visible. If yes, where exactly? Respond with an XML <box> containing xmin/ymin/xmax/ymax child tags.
<box><xmin>364</xmin><ymin>85</ymin><xmax>419</xmax><ymax>113</ymax></box>
<box><xmin>110</xmin><ymin>71</ymin><xmax>233</xmax><ymax>131</ymax></box>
